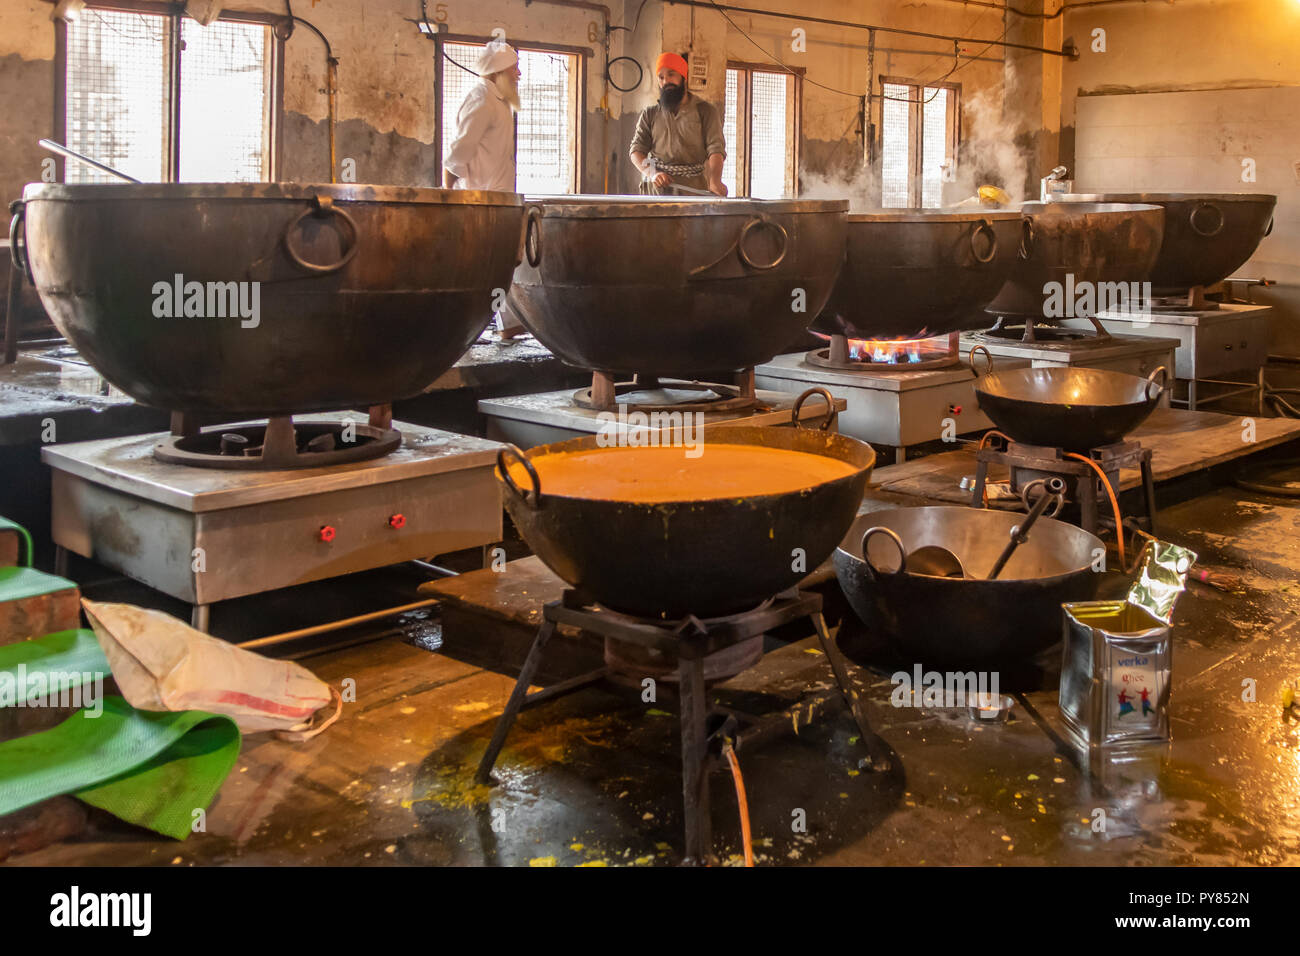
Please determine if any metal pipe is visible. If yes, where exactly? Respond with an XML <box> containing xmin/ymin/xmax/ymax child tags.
<box><xmin>236</xmin><ymin>599</ymin><xmax>440</xmax><ymax>649</ymax></box>
<box><xmin>288</xmin><ymin>15</ymin><xmax>338</xmax><ymax>183</ymax></box>
<box><xmin>665</xmin><ymin>0</ymin><xmax>1074</xmax><ymax>57</ymax></box>
<box><xmin>433</xmin><ymin>23</ymin><xmax>445</xmax><ymax>185</ymax></box>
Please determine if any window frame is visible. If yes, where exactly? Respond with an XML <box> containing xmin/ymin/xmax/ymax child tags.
<box><xmin>53</xmin><ymin>0</ymin><xmax>286</xmax><ymax>183</ymax></box>
<box><xmin>437</xmin><ymin>32</ymin><xmax>588</xmax><ymax>194</ymax></box>
<box><xmin>876</xmin><ymin>76</ymin><xmax>960</xmax><ymax>208</ymax></box>
<box><xmin>725</xmin><ymin>61</ymin><xmax>802</xmax><ymax>199</ymax></box>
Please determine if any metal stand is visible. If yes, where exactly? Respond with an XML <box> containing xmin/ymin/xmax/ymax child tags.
<box><xmin>474</xmin><ymin>588</ymin><xmax>891</xmax><ymax>865</ymax></box>
<box><xmin>970</xmin><ymin>439</ymin><xmax>1157</xmax><ymax>537</ymax></box>
<box><xmin>1178</xmin><ymin>368</ymin><xmax>1265</xmax><ymax>415</ymax></box>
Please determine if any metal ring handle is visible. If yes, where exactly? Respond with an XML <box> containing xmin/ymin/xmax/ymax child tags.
<box><xmin>496</xmin><ymin>443</ymin><xmax>542</xmax><ymax>508</ymax></box>
<box><xmin>737</xmin><ymin>216</ymin><xmax>789</xmax><ymax>271</ymax></box>
<box><xmin>283</xmin><ymin>195</ymin><xmax>360</xmax><ymax>275</ymax></box>
<box><xmin>8</xmin><ymin>199</ymin><xmax>33</xmax><ymax>285</ymax></box>
<box><xmin>524</xmin><ymin>205</ymin><xmax>543</xmax><ymax>268</ymax></box>
<box><xmin>792</xmin><ymin>386</ymin><xmax>836</xmax><ymax>431</ymax></box>
<box><xmin>1019</xmin><ymin>476</ymin><xmax>1066</xmax><ymax>518</ymax></box>
<box><xmin>968</xmin><ymin>344</ymin><xmax>993</xmax><ymax>376</ymax></box>
<box><xmin>1144</xmin><ymin>365</ymin><xmax>1168</xmax><ymax>401</ymax></box>
<box><xmin>861</xmin><ymin>526</ymin><xmax>906</xmax><ymax>577</ymax></box>
<box><xmin>970</xmin><ymin>218</ymin><xmax>997</xmax><ymax>264</ymax></box>
<box><xmin>1189</xmin><ymin>202</ymin><xmax>1224</xmax><ymax>238</ymax></box>
<box><xmin>1018</xmin><ymin>217</ymin><xmax>1036</xmax><ymax>260</ymax></box>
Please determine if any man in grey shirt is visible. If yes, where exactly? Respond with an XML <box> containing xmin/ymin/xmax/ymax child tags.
<box><xmin>629</xmin><ymin>52</ymin><xmax>727</xmax><ymax>196</ymax></box>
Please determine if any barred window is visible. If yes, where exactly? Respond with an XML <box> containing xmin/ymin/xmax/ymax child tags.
<box><xmin>879</xmin><ymin>80</ymin><xmax>958</xmax><ymax>208</ymax></box>
<box><xmin>723</xmin><ymin>65</ymin><xmax>798</xmax><ymax>199</ymax></box>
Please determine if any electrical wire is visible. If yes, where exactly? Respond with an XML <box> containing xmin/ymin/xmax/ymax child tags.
<box><xmin>607</xmin><ymin>54</ymin><xmax>643</xmax><ymax>92</ymax></box>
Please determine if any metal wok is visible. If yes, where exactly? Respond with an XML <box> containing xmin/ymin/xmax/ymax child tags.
<box><xmin>986</xmin><ymin>201</ymin><xmax>1164</xmax><ymax>318</ymax></box>
<box><xmin>974</xmin><ymin>364</ymin><xmax>1167</xmax><ymax>451</ymax></box>
<box><xmin>506</xmin><ymin>195</ymin><xmax>848</xmax><ymax>375</ymax></box>
<box><xmin>834</xmin><ymin>507</ymin><xmax>1104</xmax><ymax>669</ymax></box>
<box><xmin>11</xmin><ymin>182</ymin><xmax>524</xmax><ymax>414</ymax></box>
<box><xmin>814</xmin><ymin>209</ymin><xmax>1024</xmax><ymax>339</ymax></box>
<box><xmin>1055</xmin><ymin>192</ymin><xmax>1276</xmax><ymax>292</ymax></box>
<box><xmin>496</xmin><ymin>393</ymin><xmax>875</xmax><ymax>618</ymax></box>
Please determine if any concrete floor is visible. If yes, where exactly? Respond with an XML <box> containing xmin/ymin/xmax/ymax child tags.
<box><xmin>12</xmin><ymin>466</ymin><xmax>1300</xmax><ymax>867</ymax></box>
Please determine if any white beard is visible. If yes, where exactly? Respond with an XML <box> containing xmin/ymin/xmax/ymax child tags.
<box><xmin>491</xmin><ymin>72</ymin><xmax>522</xmax><ymax>112</ymax></box>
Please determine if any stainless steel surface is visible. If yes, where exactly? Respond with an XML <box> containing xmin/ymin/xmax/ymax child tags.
<box><xmin>41</xmin><ymin>414</ymin><xmax>504</xmax><ymax>606</ymax></box>
<box><xmin>507</xmin><ymin>195</ymin><xmax>849</xmax><ymax>376</ymax></box>
<box><xmin>960</xmin><ymin>330</ymin><xmax>1177</xmax><ymax>393</ymax></box>
<box><xmin>814</xmin><ymin>210</ymin><xmax>1024</xmax><ymax>338</ymax></box>
<box><xmin>17</xmin><ymin>182</ymin><xmax>524</xmax><ymax>414</ymax></box>
<box><xmin>987</xmin><ymin>201</ymin><xmax>1165</xmax><ymax>318</ymax></box>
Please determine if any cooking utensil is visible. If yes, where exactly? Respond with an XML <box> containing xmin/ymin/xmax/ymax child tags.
<box><xmin>666</xmin><ymin>182</ymin><xmax>717</xmax><ymax>197</ymax></box>
<box><xmin>1054</xmin><ymin>192</ymin><xmax>1276</xmax><ymax>293</ymax></box>
<box><xmin>814</xmin><ymin>209</ymin><xmax>1024</xmax><ymax>339</ymax></box>
<box><xmin>14</xmin><ymin>182</ymin><xmax>524</xmax><ymax>414</ymax></box>
<box><xmin>974</xmin><ymin>365</ymin><xmax>1167</xmax><ymax>451</ymax></box>
<box><xmin>985</xmin><ymin>201</ymin><xmax>1165</xmax><ymax>319</ymax></box>
<box><xmin>37</xmin><ymin>139</ymin><xmax>140</xmax><ymax>183</ymax></box>
<box><xmin>506</xmin><ymin>195</ymin><xmax>848</xmax><ymax>376</ymax></box>
<box><xmin>496</xmin><ymin>388</ymin><xmax>875</xmax><ymax>618</ymax></box>
<box><xmin>987</xmin><ymin>477</ymin><xmax>1066</xmax><ymax>580</ymax></box>
<box><xmin>834</xmin><ymin>506</ymin><xmax>1104</xmax><ymax>669</ymax></box>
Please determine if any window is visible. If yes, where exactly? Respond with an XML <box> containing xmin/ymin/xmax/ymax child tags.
<box><xmin>440</xmin><ymin>42</ymin><xmax>580</xmax><ymax>194</ymax></box>
<box><xmin>723</xmin><ymin>65</ymin><xmax>799</xmax><ymax>199</ymax></box>
<box><xmin>62</xmin><ymin>6</ymin><xmax>276</xmax><ymax>183</ymax></box>
<box><xmin>879</xmin><ymin>80</ymin><xmax>958</xmax><ymax>208</ymax></box>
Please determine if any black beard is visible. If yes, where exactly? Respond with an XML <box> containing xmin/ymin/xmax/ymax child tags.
<box><xmin>658</xmin><ymin>83</ymin><xmax>685</xmax><ymax>110</ymax></box>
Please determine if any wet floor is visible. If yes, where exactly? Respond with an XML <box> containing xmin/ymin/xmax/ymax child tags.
<box><xmin>12</xmin><ymin>477</ymin><xmax>1300</xmax><ymax>866</ymax></box>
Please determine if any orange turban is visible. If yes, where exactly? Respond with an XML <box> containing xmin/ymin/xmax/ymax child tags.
<box><xmin>655</xmin><ymin>52</ymin><xmax>689</xmax><ymax>79</ymax></box>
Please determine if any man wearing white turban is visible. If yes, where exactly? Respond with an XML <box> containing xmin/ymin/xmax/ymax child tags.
<box><xmin>444</xmin><ymin>39</ymin><xmax>529</xmax><ymax>337</ymax></box>
<box><xmin>443</xmin><ymin>39</ymin><xmax>520</xmax><ymax>192</ymax></box>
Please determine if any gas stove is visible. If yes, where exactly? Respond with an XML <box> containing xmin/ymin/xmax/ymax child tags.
<box><xmin>960</xmin><ymin>327</ymin><xmax>1179</xmax><ymax>383</ymax></box>
<box><xmin>754</xmin><ymin>332</ymin><xmax>1028</xmax><ymax>465</ymax></box>
<box><xmin>41</xmin><ymin>411</ymin><xmax>505</xmax><ymax>633</ymax></box>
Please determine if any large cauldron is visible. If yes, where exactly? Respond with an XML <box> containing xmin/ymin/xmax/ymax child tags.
<box><xmin>834</xmin><ymin>507</ymin><xmax>1103</xmax><ymax>669</ymax></box>
<box><xmin>814</xmin><ymin>210</ymin><xmax>1024</xmax><ymax>339</ymax></box>
<box><xmin>11</xmin><ymin>183</ymin><xmax>524</xmax><ymax>414</ymax></box>
<box><xmin>986</xmin><ymin>201</ymin><xmax>1164</xmax><ymax>318</ymax></box>
<box><xmin>496</xmin><ymin>401</ymin><xmax>875</xmax><ymax>618</ymax></box>
<box><xmin>1056</xmin><ymin>192</ymin><xmax>1276</xmax><ymax>292</ymax></box>
<box><xmin>507</xmin><ymin>196</ymin><xmax>848</xmax><ymax>375</ymax></box>
<box><xmin>975</xmin><ymin>365</ymin><xmax>1167</xmax><ymax>451</ymax></box>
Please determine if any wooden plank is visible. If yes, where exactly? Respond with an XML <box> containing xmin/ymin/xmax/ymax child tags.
<box><xmin>870</xmin><ymin>407</ymin><xmax>1300</xmax><ymax>505</ymax></box>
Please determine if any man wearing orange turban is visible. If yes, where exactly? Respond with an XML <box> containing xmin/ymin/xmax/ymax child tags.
<box><xmin>629</xmin><ymin>52</ymin><xmax>728</xmax><ymax>196</ymax></box>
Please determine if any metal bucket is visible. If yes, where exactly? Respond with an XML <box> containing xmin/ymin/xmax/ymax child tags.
<box><xmin>814</xmin><ymin>209</ymin><xmax>1024</xmax><ymax>339</ymax></box>
<box><xmin>11</xmin><ymin>182</ymin><xmax>524</xmax><ymax>414</ymax></box>
<box><xmin>506</xmin><ymin>195</ymin><xmax>849</xmax><ymax>375</ymax></box>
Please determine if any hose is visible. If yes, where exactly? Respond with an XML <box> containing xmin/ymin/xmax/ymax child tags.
<box><xmin>1235</xmin><ymin>459</ymin><xmax>1300</xmax><ymax>499</ymax></box>
<box><xmin>1064</xmin><ymin>452</ymin><xmax>1127</xmax><ymax>570</ymax></box>
<box><xmin>607</xmin><ymin>54</ymin><xmax>644</xmax><ymax>93</ymax></box>
<box><xmin>721</xmin><ymin>740</ymin><xmax>753</xmax><ymax>867</ymax></box>
<box><xmin>976</xmin><ymin>430</ymin><xmax>1014</xmax><ymax>508</ymax></box>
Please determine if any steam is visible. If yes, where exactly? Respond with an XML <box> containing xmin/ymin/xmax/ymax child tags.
<box><xmin>949</xmin><ymin>90</ymin><xmax>1030</xmax><ymax>205</ymax></box>
<box><xmin>800</xmin><ymin>165</ymin><xmax>883</xmax><ymax>214</ymax></box>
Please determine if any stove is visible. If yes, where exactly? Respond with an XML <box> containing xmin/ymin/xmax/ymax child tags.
<box><xmin>478</xmin><ymin>385</ymin><xmax>846</xmax><ymax>448</ymax></box>
<box><xmin>755</xmin><ymin>332</ymin><xmax>1028</xmax><ymax>465</ymax></box>
<box><xmin>41</xmin><ymin>411</ymin><xmax>505</xmax><ymax>632</ymax></box>
<box><xmin>960</xmin><ymin>327</ymin><xmax>1179</xmax><ymax>385</ymax></box>
<box><xmin>1059</xmin><ymin>303</ymin><xmax>1272</xmax><ymax>412</ymax></box>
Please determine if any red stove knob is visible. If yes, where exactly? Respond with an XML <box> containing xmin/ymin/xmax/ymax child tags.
<box><xmin>388</xmin><ymin>513</ymin><xmax>406</xmax><ymax>529</ymax></box>
<box><xmin>319</xmin><ymin>525</ymin><xmax>336</xmax><ymax>542</ymax></box>
<box><xmin>949</xmin><ymin>404</ymin><xmax>963</xmax><ymax>415</ymax></box>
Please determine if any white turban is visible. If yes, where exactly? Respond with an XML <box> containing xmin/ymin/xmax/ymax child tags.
<box><xmin>474</xmin><ymin>39</ymin><xmax>518</xmax><ymax>77</ymax></box>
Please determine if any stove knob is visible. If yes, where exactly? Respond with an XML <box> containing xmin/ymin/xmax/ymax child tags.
<box><xmin>388</xmin><ymin>513</ymin><xmax>406</xmax><ymax>529</ymax></box>
<box><xmin>319</xmin><ymin>525</ymin><xmax>336</xmax><ymax>543</ymax></box>
<box><xmin>948</xmin><ymin>404</ymin><xmax>963</xmax><ymax>415</ymax></box>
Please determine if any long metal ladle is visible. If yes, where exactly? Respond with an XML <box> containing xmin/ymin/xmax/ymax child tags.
<box><xmin>38</xmin><ymin>139</ymin><xmax>140</xmax><ymax>183</ymax></box>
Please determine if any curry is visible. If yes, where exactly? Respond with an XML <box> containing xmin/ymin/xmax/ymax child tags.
<box><xmin>509</xmin><ymin>444</ymin><xmax>857</xmax><ymax>503</ymax></box>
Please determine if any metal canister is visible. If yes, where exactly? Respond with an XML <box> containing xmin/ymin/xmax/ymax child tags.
<box><xmin>1059</xmin><ymin>600</ymin><xmax>1171</xmax><ymax>749</ymax></box>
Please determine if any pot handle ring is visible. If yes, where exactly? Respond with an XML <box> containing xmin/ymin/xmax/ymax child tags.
<box><xmin>283</xmin><ymin>194</ymin><xmax>360</xmax><ymax>275</ymax></box>
<box><xmin>497</xmin><ymin>443</ymin><xmax>542</xmax><ymax>508</ymax></box>
<box><xmin>861</xmin><ymin>526</ymin><xmax>906</xmax><ymax>577</ymax></box>
<box><xmin>1018</xmin><ymin>217</ymin><xmax>1036</xmax><ymax>260</ymax></box>
<box><xmin>968</xmin><ymin>344</ymin><xmax>993</xmax><ymax>376</ymax></box>
<box><xmin>1189</xmin><ymin>201</ymin><xmax>1225</xmax><ymax>238</ymax></box>
<box><xmin>970</xmin><ymin>218</ymin><xmax>997</xmax><ymax>264</ymax></box>
<box><xmin>1144</xmin><ymin>365</ymin><xmax>1168</xmax><ymax>401</ymax></box>
<box><xmin>1265</xmin><ymin>216</ymin><xmax>1274</xmax><ymax>238</ymax></box>
<box><xmin>524</xmin><ymin>205</ymin><xmax>544</xmax><ymax>268</ymax></box>
<box><xmin>8</xmin><ymin>199</ymin><xmax>34</xmax><ymax>285</ymax></box>
<box><xmin>792</xmin><ymin>386</ymin><xmax>837</xmax><ymax>431</ymax></box>
<box><xmin>737</xmin><ymin>216</ymin><xmax>789</xmax><ymax>271</ymax></box>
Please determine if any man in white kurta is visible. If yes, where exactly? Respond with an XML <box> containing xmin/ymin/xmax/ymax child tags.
<box><xmin>444</xmin><ymin>40</ymin><xmax>529</xmax><ymax>337</ymax></box>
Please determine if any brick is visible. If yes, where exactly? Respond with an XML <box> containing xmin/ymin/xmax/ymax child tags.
<box><xmin>0</xmin><ymin>584</ymin><xmax>81</xmax><ymax>648</ymax></box>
